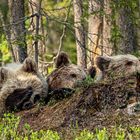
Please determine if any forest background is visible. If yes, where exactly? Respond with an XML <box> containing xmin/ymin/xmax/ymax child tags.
<box><xmin>0</xmin><ymin>0</ymin><xmax>140</xmax><ymax>74</ymax></box>
<box><xmin>0</xmin><ymin>1</ymin><xmax>140</xmax><ymax>139</ymax></box>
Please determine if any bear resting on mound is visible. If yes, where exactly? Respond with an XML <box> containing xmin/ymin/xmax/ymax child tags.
<box><xmin>46</xmin><ymin>52</ymin><xmax>96</xmax><ymax>101</ymax></box>
<box><xmin>93</xmin><ymin>54</ymin><xmax>140</xmax><ymax>110</ymax></box>
<box><xmin>16</xmin><ymin>54</ymin><xmax>140</xmax><ymax>133</ymax></box>
<box><xmin>0</xmin><ymin>58</ymin><xmax>48</xmax><ymax>114</ymax></box>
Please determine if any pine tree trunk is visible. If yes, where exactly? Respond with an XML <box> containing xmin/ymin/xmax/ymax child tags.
<box><xmin>9</xmin><ymin>0</ymin><xmax>27</xmax><ymax>63</ymax></box>
<box><xmin>102</xmin><ymin>0</ymin><xmax>112</xmax><ymax>55</ymax></box>
<box><xmin>73</xmin><ymin>0</ymin><xmax>87</xmax><ymax>69</ymax></box>
<box><xmin>118</xmin><ymin>6</ymin><xmax>137</xmax><ymax>54</ymax></box>
<box><xmin>87</xmin><ymin>0</ymin><xmax>103</xmax><ymax>67</ymax></box>
<box><xmin>28</xmin><ymin>0</ymin><xmax>42</xmax><ymax>65</ymax></box>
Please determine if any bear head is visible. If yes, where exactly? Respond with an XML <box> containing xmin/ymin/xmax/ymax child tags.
<box><xmin>95</xmin><ymin>54</ymin><xmax>140</xmax><ymax>81</ymax></box>
<box><xmin>47</xmin><ymin>52</ymin><xmax>96</xmax><ymax>92</ymax></box>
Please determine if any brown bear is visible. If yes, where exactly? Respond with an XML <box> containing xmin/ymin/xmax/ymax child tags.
<box><xmin>94</xmin><ymin>54</ymin><xmax>140</xmax><ymax>111</ymax></box>
<box><xmin>95</xmin><ymin>54</ymin><xmax>140</xmax><ymax>81</ymax></box>
<box><xmin>47</xmin><ymin>52</ymin><xmax>96</xmax><ymax>91</ymax></box>
<box><xmin>46</xmin><ymin>52</ymin><xmax>96</xmax><ymax>102</ymax></box>
<box><xmin>0</xmin><ymin>58</ymin><xmax>48</xmax><ymax>114</ymax></box>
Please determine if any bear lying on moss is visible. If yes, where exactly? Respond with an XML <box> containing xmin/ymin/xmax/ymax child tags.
<box><xmin>46</xmin><ymin>52</ymin><xmax>96</xmax><ymax>102</ymax></box>
<box><xmin>93</xmin><ymin>54</ymin><xmax>140</xmax><ymax>110</ymax></box>
<box><xmin>47</xmin><ymin>52</ymin><xmax>96</xmax><ymax>90</ymax></box>
<box><xmin>0</xmin><ymin>58</ymin><xmax>48</xmax><ymax>114</ymax></box>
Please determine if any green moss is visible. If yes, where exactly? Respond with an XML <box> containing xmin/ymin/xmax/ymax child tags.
<box><xmin>0</xmin><ymin>113</ymin><xmax>140</xmax><ymax>140</ymax></box>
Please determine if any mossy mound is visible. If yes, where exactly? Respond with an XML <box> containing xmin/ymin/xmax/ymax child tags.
<box><xmin>17</xmin><ymin>74</ymin><xmax>140</xmax><ymax>139</ymax></box>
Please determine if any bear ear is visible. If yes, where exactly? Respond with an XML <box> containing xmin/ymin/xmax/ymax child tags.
<box><xmin>87</xmin><ymin>66</ymin><xmax>96</xmax><ymax>79</ymax></box>
<box><xmin>0</xmin><ymin>68</ymin><xmax>8</xmax><ymax>82</ymax></box>
<box><xmin>95</xmin><ymin>56</ymin><xmax>111</xmax><ymax>72</ymax></box>
<box><xmin>55</xmin><ymin>52</ymin><xmax>70</xmax><ymax>68</ymax></box>
<box><xmin>21</xmin><ymin>58</ymin><xmax>37</xmax><ymax>73</ymax></box>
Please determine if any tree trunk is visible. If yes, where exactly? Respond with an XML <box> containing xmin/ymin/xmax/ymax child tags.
<box><xmin>118</xmin><ymin>6</ymin><xmax>137</xmax><ymax>54</ymax></box>
<box><xmin>0</xmin><ymin>50</ymin><xmax>2</xmax><ymax>66</ymax></box>
<box><xmin>102</xmin><ymin>0</ymin><xmax>112</xmax><ymax>55</ymax></box>
<box><xmin>9</xmin><ymin>0</ymin><xmax>27</xmax><ymax>63</ymax></box>
<box><xmin>73</xmin><ymin>0</ymin><xmax>87</xmax><ymax>69</ymax></box>
<box><xmin>1</xmin><ymin>19</ymin><xmax>16</xmax><ymax>62</ymax></box>
<box><xmin>34</xmin><ymin>0</ymin><xmax>42</xmax><ymax>66</ymax></box>
<box><xmin>87</xmin><ymin>0</ymin><xmax>103</xmax><ymax>67</ymax></box>
<box><xmin>136</xmin><ymin>0</ymin><xmax>140</xmax><ymax>49</ymax></box>
<box><xmin>28</xmin><ymin>0</ymin><xmax>42</xmax><ymax>65</ymax></box>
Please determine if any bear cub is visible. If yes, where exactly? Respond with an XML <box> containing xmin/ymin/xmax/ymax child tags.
<box><xmin>0</xmin><ymin>58</ymin><xmax>48</xmax><ymax>114</ymax></box>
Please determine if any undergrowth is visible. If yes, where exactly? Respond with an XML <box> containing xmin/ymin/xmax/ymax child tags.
<box><xmin>76</xmin><ymin>75</ymin><xmax>95</xmax><ymax>89</ymax></box>
<box><xmin>0</xmin><ymin>113</ymin><xmax>140</xmax><ymax>140</ymax></box>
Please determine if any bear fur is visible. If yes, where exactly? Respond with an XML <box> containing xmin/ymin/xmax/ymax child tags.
<box><xmin>95</xmin><ymin>54</ymin><xmax>140</xmax><ymax>81</ymax></box>
<box><xmin>0</xmin><ymin>58</ymin><xmax>48</xmax><ymax>114</ymax></box>
<box><xmin>5</xmin><ymin>86</ymin><xmax>33</xmax><ymax>111</ymax></box>
<box><xmin>47</xmin><ymin>52</ymin><xmax>96</xmax><ymax>91</ymax></box>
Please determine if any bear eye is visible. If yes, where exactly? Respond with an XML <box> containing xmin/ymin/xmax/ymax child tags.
<box><xmin>126</xmin><ymin>61</ymin><xmax>133</xmax><ymax>66</ymax></box>
<box><xmin>70</xmin><ymin>73</ymin><xmax>77</xmax><ymax>78</ymax></box>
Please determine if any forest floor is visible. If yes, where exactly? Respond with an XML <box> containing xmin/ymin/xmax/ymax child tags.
<box><xmin>16</xmin><ymin>74</ymin><xmax>140</xmax><ymax>139</ymax></box>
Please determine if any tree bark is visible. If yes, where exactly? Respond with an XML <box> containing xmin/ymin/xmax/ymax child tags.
<box><xmin>87</xmin><ymin>0</ymin><xmax>103</xmax><ymax>67</ymax></box>
<box><xmin>118</xmin><ymin>6</ymin><xmax>137</xmax><ymax>54</ymax></box>
<box><xmin>28</xmin><ymin>0</ymin><xmax>42</xmax><ymax>65</ymax></box>
<box><xmin>102</xmin><ymin>0</ymin><xmax>112</xmax><ymax>55</ymax></box>
<box><xmin>9</xmin><ymin>0</ymin><xmax>27</xmax><ymax>63</ymax></box>
<box><xmin>73</xmin><ymin>0</ymin><xmax>87</xmax><ymax>69</ymax></box>
<box><xmin>0</xmin><ymin>50</ymin><xmax>2</xmax><ymax>66</ymax></box>
<box><xmin>136</xmin><ymin>0</ymin><xmax>140</xmax><ymax>49</ymax></box>
<box><xmin>34</xmin><ymin>0</ymin><xmax>42</xmax><ymax>66</ymax></box>
<box><xmin>1</xmin><ymin>20</ymin><xmax>16</xmax><ymax>62</ymax></box>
